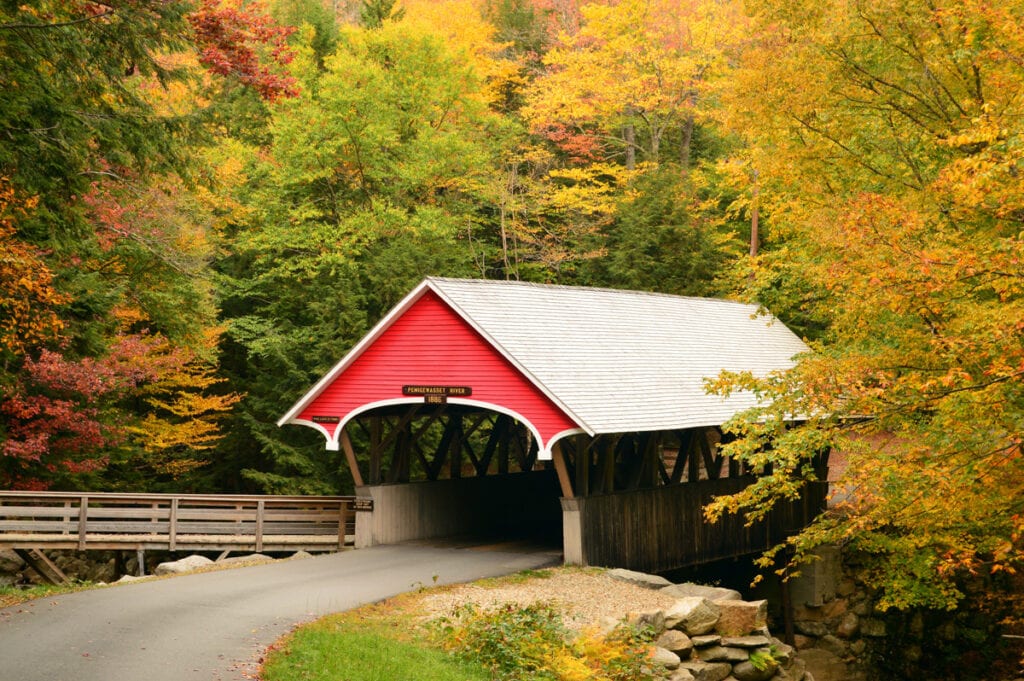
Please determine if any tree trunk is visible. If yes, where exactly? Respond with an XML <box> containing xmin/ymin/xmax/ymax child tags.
<box><xmin>749</xmin><ymin>169</ymin><xmax>760</xmax><ymax>257</ymax></box>
<box><xmin>680</xmin><ymin>113</ymin><xmax>695</xmax><ymax>174</ymax></box>
<box><xmin>624</xmin><ymin>123</ymin><xmax>636</xmax><ymax>170</ymax></box>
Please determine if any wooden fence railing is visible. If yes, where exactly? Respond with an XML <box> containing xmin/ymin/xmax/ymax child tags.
<box><xmin>0</xmin><ymin>491</ymin><xmax>369</xmax><ymax>553</ymax></box>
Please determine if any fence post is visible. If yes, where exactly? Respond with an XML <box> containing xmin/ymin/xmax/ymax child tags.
<box><xmin>255</xmin><ymin>499</ymin><xmax>264</xmax><ymax>553</ymax></box>
<box><xmin>338</xmin><ymin>500</ymin><xmax>348</xmax><ymax>549</ymax></box>
<box><xmin>77</xmin><ymin>496</ymin><xmax>89</xmax><ymax>550</ymax></box>
<box><xmin>169</xmin><ymin>497</ymin><xmax>179</xmax><ymax>552</ymax></box>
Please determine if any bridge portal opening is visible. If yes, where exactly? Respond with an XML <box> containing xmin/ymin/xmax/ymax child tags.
<box><xmin>344</xmin><ymin>404</ymin><xmax>564</xmax><ymax>549</ymax></box>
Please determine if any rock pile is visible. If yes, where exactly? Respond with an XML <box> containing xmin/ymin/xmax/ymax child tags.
<box><xmin>1</xmin><ymin>549</ymin><xmax>315</xmax><ymax>586</ymax></box>
<box><xmin>608</xmin><ymin>570</ymin><xmax>809</xmax><ymax>681</ymax></box>
<box><xmin>0</xmin><ymin>550</ymin><xmax>24</xmax><ymax>587</ymax></box>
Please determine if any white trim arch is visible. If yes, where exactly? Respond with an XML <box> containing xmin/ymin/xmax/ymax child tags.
<box><xmin>295</xmin><ymin>397</ymin><xmax>569</xmax><ymax>461</ymax></box>
<box><xmin>286</xmin><ymin>418</ymin><xmax>337</xmax><ymax>447</ymax></box>
<box><xmin>544</xmin><ymin>428</ymin><xmax>591</xmax><ymax>459</ymax></box>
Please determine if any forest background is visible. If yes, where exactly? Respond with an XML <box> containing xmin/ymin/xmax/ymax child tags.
<box><xmin>1</xmin><ymin>0</ymin><xmax>1023</xmax><ymax>619</ymax></box>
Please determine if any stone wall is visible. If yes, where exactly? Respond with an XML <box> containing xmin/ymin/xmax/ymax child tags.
<box><xmin>784</xmin><ymin>548</ymin><xmax>1024</xmax><ymax>681</ymax></box>
<box><xmin>608</xmin><ymin>570</ymin><xmax>812</xmax><ymax>681</ymax></box>
<box><xmin>612</xmin><ymin>559</ymin><xmax>1023</xmax><ymax>681</ymax></box>
<box><xmin>0</xmin><ymin>548</ymin><xmax>161</xmax><ymax>584</ymax></box>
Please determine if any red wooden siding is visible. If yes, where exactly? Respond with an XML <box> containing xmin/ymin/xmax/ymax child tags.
<box><xmin>298</xmin><ymin>290</ymin><xmax>580</xmax><ymax>448</ymax></box>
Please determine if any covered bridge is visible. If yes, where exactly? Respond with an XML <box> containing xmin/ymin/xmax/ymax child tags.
<box><xmin>278</xmin><ymin>278</ymin><xmax>826</xmax><ymax>573</ymax></box>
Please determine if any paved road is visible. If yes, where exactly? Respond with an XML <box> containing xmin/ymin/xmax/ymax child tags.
<box><xmin>0</xmin><ymin>543</ymin><xmax>561</xmax><ymax>681</ymax></box>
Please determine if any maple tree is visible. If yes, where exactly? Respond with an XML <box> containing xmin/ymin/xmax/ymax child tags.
<box><xmin>120</xmin><ymin>328</ymin><xmax>242</xmax><ymax>486</ymax></box>
<box><xmin>707</xmin><ymin>0</ymin><xmax>1024</xmax><ymax>611</ymax></box>
<box><xmin>189</xmin><ymin>0</ymin><xmax>299</xmax><ymax>101</ymax></box>
<box><xmin>1</xmin><ymin>325</ymin><xmax>240</xmax><ymax>490</ymax></box>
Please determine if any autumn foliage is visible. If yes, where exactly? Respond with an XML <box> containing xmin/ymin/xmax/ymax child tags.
<box><xmin>0</xmin><ymin>181</ymin><xmax>68</xmax><ymax>357</ymax></box>
<box><xmin>704</xmin><ymin>0</ymin><xmax>1024</xmax><ymax>611</ymax></box>
<box><xmin>2</xmin><ymin>0</ymin><xmax>1023</xmax><ymax>644</ymax></box>
<box><xmin>189</xmin><ymin>0</ymin><xmax>299</xmax><ymax>101</ymax></box>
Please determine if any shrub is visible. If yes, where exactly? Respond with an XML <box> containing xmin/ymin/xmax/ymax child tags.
<box><xmin>436</xmin><ymin>602</ymin><xmax>657</xmax><ymax>681</ymax></box>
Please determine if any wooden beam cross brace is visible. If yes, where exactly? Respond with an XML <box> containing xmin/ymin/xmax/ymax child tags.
<box><xmin>551</xmin><ymin>441</ymin><xmax>574</xmax><ymax>499</ymax></box>
<box><xmin>339</xmin><ymin>428</ymin><xmax>365</xmax><ymax>487</ymax></box>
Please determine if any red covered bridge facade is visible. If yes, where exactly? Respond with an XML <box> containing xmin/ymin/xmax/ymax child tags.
<box><xmin>278</xmin><ymin>278</ymin><xmax>828</xmax><ymax>573</ymax></box>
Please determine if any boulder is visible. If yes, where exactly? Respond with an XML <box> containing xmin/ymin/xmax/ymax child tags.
<box><xmin>732</xmin><ymin>658</ymin><xmax>778</xmax><ymax>681</ymax></box>
<box><xmin>769</xmin><ymin>639</ymin><xmax>795</xmax><ymax>665</ymax></box>
<box><xmin>793</xmin><ymin>634</ymin><xmax>815</xmax><ymax>650</ymax></box>
<box><xmin>677</xmin><ymin>660</ymin><xmax>732</xmax><ymax>681</ymax></box>
<box><xmin>626</xmin><ymin>609</ymin><xmax>666</xmax><ymax>635</ymax></box>
<box><xmin>648</xmin><ymin>646</ymin><xmax>682</xmax><ymax>670</ymax></box>
<box><xmin>798</xmin><ymin>648</ymin><xmax>846</xmax><ymax>681</ymax></box>
<box><xmin>216</xmin><ymin>553</ymin><xmax>274</xmax><ymax>566</ymax></box>
<box><xmin>665</xmin><ymin>597</ymin><xmax>721</xmax><ymax>635</ymax></box>
<box><xmin>597</xmin><ymin>616</ymin><xmax>622</xmax><ymax>637</ymax></box>
<box><xmin>154</xmin><ymin>554</ymin><xmax>214</xmax><ymax>576</ymax></box>
<box><xmin>656</xmin><ymin>630</ymin><xmax>695</xmax><ymax>657</ymax></box>
<box><xmin>668</xmin><ymin>670</ymin><xmax>697</xmax><ymax>681</ymax></box>
<box><xmin>836</xmin><ymin>612</ymin><xmax>860</xmax><ymax>639</ymax></box>
<box><xmin>779</xmin><ymin>655</ymin><xmax>807</xmax><ymax>681</ymax></box>
<box><xmin>661</xmin><ymin>582</ymin><xmax>743</xmax><ymax>602</ymax></box>
<box><xmin>607</xmin><ymin>568</ymin><xmax>672</xmax><ymax>590</ymax></box>
<box><xmin>0</xmin><ymin>549</ymin><xmax>25</xmax><ymax>573</ymax></box>
<box><xmin>721</xmin><ymin>635</ymin><xmax>771</xmax><ymax>648</ymax></box>
<box><xmin>697</xmin><ymin>645</ymin><xmax>749</xmax><ymax>663</ymax></box>
<box><xmin>714</xmin><ymin>599</ymin><xmax>767</xmax><ymax>636</ymax></box>
<box><xmin>691</xmin><ymin>634</ymin><xmax>723</xmax><ymax>647</ymax></box>
<box><xmin>817</xmin><ymin>634</ymin><xmax>848</xmax><ymax>658</ymax></box>
<box><xmin>116</xmin><ymin>574</ymin><xmax>145</xmax><ymax>583</ymax></box>
<box><xmin>794</xmin><ymin>620</ymin><xmax>829</xmax><ymax>638</ymax></box>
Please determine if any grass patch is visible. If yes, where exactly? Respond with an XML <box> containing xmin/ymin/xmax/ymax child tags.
<box><xmin>472</xmin><ymin>567</ymin><xmax>554</xmax><ymax>588</ymax></box>
<box><xmin>263</xmin><ymin>623</ymin><xmax>492</xmax><ymax>681</ymax></box>
<box><xmin>0</xmin><ymin>582</ymin><xmax>94</xmax><ymax>609</ymax></box>
<box><xmin>262</xmin><ymin>605</ymin><xmax>492</xmax><ymax>681</ymax></box>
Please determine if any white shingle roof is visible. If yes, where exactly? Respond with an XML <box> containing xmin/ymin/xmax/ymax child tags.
<box><xmin>427</xmin><ymin>278</ymin><xmax>808</xmax><ymax>434</ymax></box>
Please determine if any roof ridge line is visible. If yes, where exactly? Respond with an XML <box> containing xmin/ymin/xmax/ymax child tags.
<box><xmin>425</xmin><ymin>276</ymin><xmax>761</xmax><ymax>308</ymax></box>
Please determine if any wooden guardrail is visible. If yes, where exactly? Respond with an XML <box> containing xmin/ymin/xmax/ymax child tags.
<box><xmin>0</xmin><ymin>491</ymin><xmax>370</xmax><ymax>553</ymax></box>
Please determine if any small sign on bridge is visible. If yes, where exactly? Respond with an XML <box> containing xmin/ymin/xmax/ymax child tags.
<box><xmin>402</xmin><ymin>385</ymin><xmax>472</xmax><ymax>404</ymax></box>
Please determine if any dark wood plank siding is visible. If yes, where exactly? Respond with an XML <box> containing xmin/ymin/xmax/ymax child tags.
<box><xmin>577</xmin><ymin>479</ymin><xmax>828</xmax><ymax>573</ymax></box>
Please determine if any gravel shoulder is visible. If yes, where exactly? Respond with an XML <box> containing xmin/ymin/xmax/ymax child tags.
<box><xmin>420</xmin><ymin>567</ymin><xmax>678</xmax><ymax>630</ymax></box>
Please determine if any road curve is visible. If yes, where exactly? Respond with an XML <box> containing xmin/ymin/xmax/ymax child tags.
<box><xmin>0</xmin><ymin>543</ymin><xmax>561</xmax><ymax>681</ymax></box>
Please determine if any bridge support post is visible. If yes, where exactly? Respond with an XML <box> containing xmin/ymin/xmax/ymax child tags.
<box><xmin>354</xmin><ymin>486</ymin><xmax>376</xmax><ymax>549</ymax></box>
<box><xmin>560</xmin><ymin>498</ymin><xmax>584</xmax><ymax>565</ymax></box>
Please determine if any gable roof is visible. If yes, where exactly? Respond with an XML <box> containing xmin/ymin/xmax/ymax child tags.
<box><xmin>278</xmin><ymin>277</ymin><xmax>809</xmax><ymax>439</ymax></box>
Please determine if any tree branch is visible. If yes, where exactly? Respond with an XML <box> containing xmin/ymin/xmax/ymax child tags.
<box><xmin>0</xmin><ymin>9</ymin><xmax>116</xmax><ymax>31</ymax></box>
